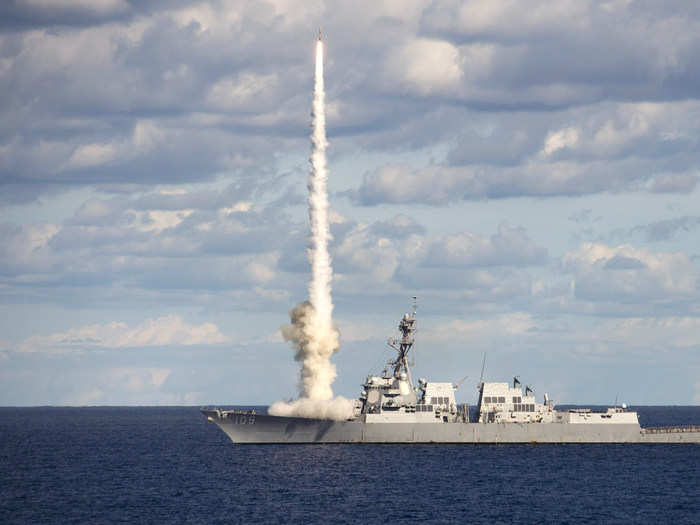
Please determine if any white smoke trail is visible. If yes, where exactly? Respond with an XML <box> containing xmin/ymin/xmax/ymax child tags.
<box><xmin>269</xmin><ymin>36</ymin><xmax>353</xmax><ymax>421</ymax></box>
<box><xmin>268</xmin><ymin>396</ymin><xmax>355</xmax><ymax>421</ymax></box>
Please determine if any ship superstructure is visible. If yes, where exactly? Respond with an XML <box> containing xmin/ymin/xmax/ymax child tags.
<box><xmin>357</xmin><ymin>300</ymin><xmax>463</xmax><ymax>424</ymax></box>
<box><xmin>202</xmin><ymin>302</ymin><xmax>700</xmax><ymax>444</ymax></box>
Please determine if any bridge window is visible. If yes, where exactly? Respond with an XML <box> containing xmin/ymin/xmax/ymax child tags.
<box><xmin>428</xmin><ymin>405</ymin><xmax>433</xmax><ymax>412</ymax></box>
<box><xmin>498</xmin><ymin>397</ymin><xmax>506</xmax><ymax>403</ymax></box>
<box><xmin>484</xmin><ymin>397</ymin><xmax>491</xmax><ymax>403</ymax></box>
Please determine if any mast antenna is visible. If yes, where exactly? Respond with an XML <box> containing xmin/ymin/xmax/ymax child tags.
<box><xmin>387</xmin><ymin>297</ymin><xmax>418</xmax><ymax>386</ymax></box>
<box><xmin>478</xmin><ymin>353</ymin><xmax>487</xmax><ymax>386</ymax></box>
<box><xmin>453</xmin><ymin>375</ymin><xmax>469</xmax><ymax>390</ymax></box>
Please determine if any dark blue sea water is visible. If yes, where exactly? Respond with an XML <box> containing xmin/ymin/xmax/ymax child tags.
<box><xmin>1</xmin><ymin>406</ymin><xmax>698</xmax><ymax>524</ymax></box>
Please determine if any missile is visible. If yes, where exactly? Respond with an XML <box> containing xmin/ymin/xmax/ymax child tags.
<box><xmin>318</xmin><ymin>28</ymin><xmax>322</xmax><ymax>41</ymax></box>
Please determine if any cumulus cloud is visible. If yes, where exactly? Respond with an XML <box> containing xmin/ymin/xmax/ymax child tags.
<box><xmin>0</xmin><ymin>4</ymin><xmax>310</xmax><ymax>201</ymax></box>
<box><xmin>539</xmin><ymin>102</ymin><xmax>700</xmax><ymax>162</ymax></box>
<box><xmin>562</xmin><ymin>243</ymin><xmax>698</xmax><ymax>302</ymax></box>
<box><xmin>333</xmin><ymin>222</ymin><xmax>404</xmax><ymax>283</ymax></box>
<box><xmin>0</xmin><ymin>184</ymin><xmax>296</xmax><ymax>296</ymax></box>
<box><xmin>353</xmin><ymin>159</ymin><xmax>698</xmax><ymax>206</ymax></box>
<box><xmin>370</xmin><ymin>214</ymin><xmax>425</xmax><ymax>239</ymax></box>
<box><xmin>4</xmin><ymin>1</ymin><xmax>700</xmax><ymax>206</ymax></box>
<box><xmin>64</xmin><ymin>367</ymin><xmax>180</xmax><ymax>405</ymax></box>
<box><xmin>422</xmin><ymin>0</ymin><xmax>700</xmax><ymax>105</ymax></box>
<box><xmin>17</xmin><ymin>315</ymin><xmax>228</xmax><ymax>353</ymax></box>
<box><xmin>543</xmin><ymin>127</ymin><xmax>579</xmax><ymax>156</ymax></box>
<box><xmin>630</xmin><ymin>216</ymin><xmax>700</xmax><ymax>242</ymax></box>
<box><xmin>424</xmin><ymin>312</ymin><xmax>536</xmax><ymax>343</ymax></box>
<box><xmin>598</xmin><ymin>316</ymin><xmax>700</xmax><ymax>350</ymax></box>
<box><xmin>649</xmin><ymin>172</ymin><xmax>700</xmax><ymax>194</ymax></box>
<box><xmin>425</xmin><ymin>224</ymin><xmax>547</xmax><ymax>267</ymax></box>
<box><xmin>329</xmin><ymin>220</ymin><xmax>545</xmax><ymax>295</ymax></box>
<box><xmin>350</xmin><ymin>163</ymin><xmax>562</xmax><ymax>204</ymax></box>
<box><xmin>3</xmin><ymin>1</ymin><xmax>700</xmax><ymax>405</ymax></box>
<box><xmin>0</xmin><ymin>222</ymin><xmax>59</xmax><ymax>276</ymax></box>
<box><xmin>64</xmin><ymin>142</ymin><xmax>118</xmax><ymax>170</ymax></box>
<box><xmin>353</xmin><ymin>164</ymin><xmax>473</xmax><ymax>205</ymax></box>
<box><xmin>205</xmin><ymin>72</ymin><xmax>279</xmax><ymax>110</ymax></box>
<box><xmin>0</xmin><ymin>0</ymin><xmax>132</xmax><ymax>28</ymax></box>
<box><xmin>385</xmin><ymin>38</ymin><xmax>464</xmax><ymax>95</ymax></box>
<box><xmin>352</xmin><ymin>98</ymin><xmax>700</xmax><ymax>205</ymax></box>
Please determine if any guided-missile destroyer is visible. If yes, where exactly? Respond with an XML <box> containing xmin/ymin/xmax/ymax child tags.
<box><xmin>202</xmin><ymin>303</ymin><xmax>700</xmax><ymax>444</ymax></box>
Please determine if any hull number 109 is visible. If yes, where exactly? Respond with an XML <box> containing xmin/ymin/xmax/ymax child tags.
<box><xmin>229</xmin><ymin>413</ymin><xmax>255</xmax><ymax>425</ymax></box>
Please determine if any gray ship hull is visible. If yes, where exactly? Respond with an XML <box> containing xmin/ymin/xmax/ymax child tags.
<box><xmin>202</xmin><ymin>410</ymin><xmax>700</xmax><ymax>444</ymax></box>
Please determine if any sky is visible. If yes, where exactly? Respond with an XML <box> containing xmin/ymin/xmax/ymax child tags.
<box><xmin>1</xmin><ymin>0</ymin><xmax>699</xmax><ymax>406</ymax></box>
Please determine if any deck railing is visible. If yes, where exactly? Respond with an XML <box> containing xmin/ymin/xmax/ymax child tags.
<box><xmin>641</xmin><ymin>425</ymin><xmax>700</xmax><ymax>434</ymax></box>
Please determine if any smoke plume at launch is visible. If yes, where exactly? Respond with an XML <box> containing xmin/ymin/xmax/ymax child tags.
<box><xmin>268</xmin><ymin>35</ymin><xmax>353</xmax><ymax>421</ymax></box>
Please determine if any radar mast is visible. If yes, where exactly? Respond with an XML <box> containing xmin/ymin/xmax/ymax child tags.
<box><xmin>388</xmin><ymin>297</ymin><xmax>417</xmax><ymax>387</ymax></box>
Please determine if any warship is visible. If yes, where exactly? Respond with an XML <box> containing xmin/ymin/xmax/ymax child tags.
<box><xmin>202</xmin><ymin>303</ymin><xmax>700</xmax><ymax>444</ymax></box>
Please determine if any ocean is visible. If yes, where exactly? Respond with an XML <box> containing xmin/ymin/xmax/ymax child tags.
<box><xmin>2</xmin><ymin>406</ymin><xmax>698</xmax><ymax>524</ymax></box>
